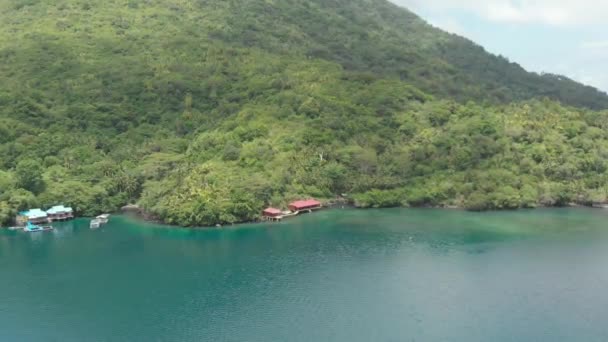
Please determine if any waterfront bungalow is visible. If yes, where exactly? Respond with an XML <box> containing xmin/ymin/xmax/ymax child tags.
<box><xmin>46</xmin><ymin>205</ymin><xmax>74</xmax><ymax>222</ymax></box>
<box><xmin>288</xmin><ymin>199</ymin><xmax>322</xmax><ymax>212</ymax></box>
<box><xmin>16</xmin><ymin>209</ymin><xmax>50</xmax><ymax>226</ymax></box>
<box><xmin>262</xmin><ymin>208</ymin><xmax>283</xmax><ymax>219</ymax></box>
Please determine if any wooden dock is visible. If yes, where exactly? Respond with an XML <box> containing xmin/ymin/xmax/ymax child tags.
<box><xmin>262</xmin><ymin>210</ymin><xmax>301</xmax><ymax>222</ymax></box>
<box><xmin>8</xmin><ymin>225</ymin><xmax>54</xmax><ymax>232</ymax></box>
<box><xmin>262</xmin><ymin>208</ymin><xmax>321</xmax><ymax>222</ymax></box>
<box><xmin>25</xmin><ymin>226</ymin><xmax>54</xmax><ymax>233</ymax></box>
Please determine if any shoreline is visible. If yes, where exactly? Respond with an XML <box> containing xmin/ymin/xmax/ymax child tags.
<box><xmin>4</xmin><ymin>202</ymin><xmax>605</xmax><ymax>231</ymax></box>
<box><xmin>119</xmin><ymin>201</ymin><xmax>607</xmax><ymax>230</ymax></box>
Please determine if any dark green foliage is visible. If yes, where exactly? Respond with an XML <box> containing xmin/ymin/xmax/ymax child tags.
<box><xmin>198</xmin><ymin>0</ymin><xmax>608</xmax><ymax>109</ymax></box>
<box><xmin>15</xmin><ymin>160</ymin><xmax>45</xmax><ymax>195</ymax></box>
<box><xmin>1</xmin><ymin>0</ymin><xmax>608</xmax><ymax>226</ymax></box>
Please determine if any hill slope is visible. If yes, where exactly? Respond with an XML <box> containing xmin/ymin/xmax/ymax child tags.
<box><xmin>1</xmin><ymin>0</ymin><xmax>608</xmax><ymax>226</ymax></box>
<box><xmin>204</xmin><ymin>0</ymin><xmax>608</xmax><ymax>109</ymax></box>
<box><xmin>0</xmin><ymin>0</ymin><xmax>607</xmax><ymax>116</ymax></box>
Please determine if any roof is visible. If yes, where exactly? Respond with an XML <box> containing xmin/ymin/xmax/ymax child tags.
<box><xmin>19</xmin><ymin>209</ymin><xmax>48</xmax><ymax>219</ymax></box>
<box><xmin>263</xmin><ymin>208</ymin><xmax>282</xmax><ymax>215</ymax></box>
<box><xmin>289</xmin><ymin>199</ymin><xmax>322</xmax><ymax>208</ymax></box>
<box><xmin>46</xmin><ymin>205</ymin><xmax>73</xmax><ymax>214</ymax></box>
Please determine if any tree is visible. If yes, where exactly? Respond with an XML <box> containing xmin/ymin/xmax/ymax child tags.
<box><xmin>15</xmin><ymin>159</ymin><xmax>45</xmax><ymax>194</ymax></box>
<box><xmin>0</xmin><ymin>201</ymin><xmax>15</xmax><ymax>226</ymax></box>
<box><xmin>323</xmin><ymin>162</ymin><xmax>348</xmax><ymax>194</ymax></box>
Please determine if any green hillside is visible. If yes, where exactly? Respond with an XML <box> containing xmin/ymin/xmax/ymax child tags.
<box><xmin>1</xmin><ymin>0</ymin><xmax>608</xmax><ymax>226</ymax></box>
<box><xmin>204</xmin><ymin>0</ymin><xmax>608</xmax><ymax>109</ymax></box>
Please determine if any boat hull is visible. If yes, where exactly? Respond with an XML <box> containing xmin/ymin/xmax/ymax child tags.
<box><xmin>25</xmin><ymin>226</ymin><xmax>54</xmax><ymax>233</ymax></box>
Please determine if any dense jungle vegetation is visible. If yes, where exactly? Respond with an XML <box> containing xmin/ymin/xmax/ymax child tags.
<box><xmin>1</xmin><ymin>0</ymin><xmax>608</xmax><ymax>226</ymax></box>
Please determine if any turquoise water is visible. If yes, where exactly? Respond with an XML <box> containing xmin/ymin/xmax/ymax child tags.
<box><xmin>1</xmin><ymin>208</ymin><xmax>608</xmax><ymax>341</ymax></box>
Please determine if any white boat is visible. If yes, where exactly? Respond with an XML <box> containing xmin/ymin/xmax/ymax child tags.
<box><xmin>91</xmin><ymin>214</ymin><xmax>111</xmax><ymax>229</ymax></box>
<box><xmin>96</xmin><ymin>214</ymin><xmax>111</xmax><ymax>224</ymax></box>
<box><xmin>90</xmin><ymin>219</ymin><xmax>102</xmax><ymax>229</ymax></box>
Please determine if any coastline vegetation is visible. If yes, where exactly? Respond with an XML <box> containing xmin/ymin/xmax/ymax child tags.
<box><xmin>1</xmin><ymin>0</ymin><xmax>608</xmax><ymax>226</ymax></box>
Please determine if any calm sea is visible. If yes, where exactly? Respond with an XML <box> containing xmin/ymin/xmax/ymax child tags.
<box><xmin>1</xmin><ymin>208</ymin><xmax>607</xmax><ymax>341</ymax></box>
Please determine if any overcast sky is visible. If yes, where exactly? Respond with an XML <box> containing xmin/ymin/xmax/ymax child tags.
<box><xmin>389</xmin><ymin>0</ymin><xmax>608</xmax><ymax>93</ymax></box>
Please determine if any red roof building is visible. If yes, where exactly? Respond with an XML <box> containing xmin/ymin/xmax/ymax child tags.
<box><xmin>288</xmin><ymin>199</ymin><xmax>322</xmax><ymax>212</ymax></box>
<box><xmin>262</xmin><ymin>208</ymin><xmax>282</xmax><ymax>217</ymax></box>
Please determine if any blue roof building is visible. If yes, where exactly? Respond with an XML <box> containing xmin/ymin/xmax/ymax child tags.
<box><xmin>17</xmin><ymin>205</ymin><xmax>75</xmax><ymax>225</ymax></box>
<box><xmin>19</xmin><ymin>208</ymin><xmax>48</xmax><ymax>219</ymax></box>
<box><xmin>17</xmin><ymin>209</ymin><xmax>50</xmax><ymax>225</ymax></box>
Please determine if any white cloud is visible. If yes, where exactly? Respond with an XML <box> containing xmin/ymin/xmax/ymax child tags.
<box><xmin>388</xmin><ymin>0</ymin><xmax>608</xmax><ymax>92</ymax></box>
<box><xmin>570</xmin><ymin>71</ymin><xmax>608</xmax><ymax>94</ymax></box>
<box><xmin>389</xmin><ymin>0</ymin><xmax>608</xmax><ymax>92</ymax></box>
<box><xmin>581</xmin><ymin>41</ymin><xmax>608</xmax><ymax>50</ymax></box>
<box><xmin>572</xmin><ymin>48</ymin><xmax>608</xmax><ymax>92</ymax></box>
<box><xmin>393</xmin><ymin>0</ymin><xmax>608</xmax><ymax>27</ymax></box>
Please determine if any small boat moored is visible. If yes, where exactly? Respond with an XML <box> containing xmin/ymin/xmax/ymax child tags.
<box><xmin>24</xmin><ymin>221</ymin><xmax>53</xmax><ymax>233</ymax></box>
<box><xmin>96</xmin><ymin>214</ymin><xmax>110</xmax><ymax>224</ymax></box>
<box><xmin>90</xmin><ymin>214</ymin><xmax>110</xmax><ymax>229</ymax></box>
<box><xmin>90</xmin><ymin>219</ymin><xmax>102</xmax><ymax>229</ymax></box>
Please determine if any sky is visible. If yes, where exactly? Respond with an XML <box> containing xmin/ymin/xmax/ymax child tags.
<box><xmin>389</xmin><ymin>0</ymin><xmax>608</xmax><ymax>93</ymax></box>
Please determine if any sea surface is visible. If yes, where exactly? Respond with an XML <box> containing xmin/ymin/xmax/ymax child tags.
<box><xmin>1</xmin><ymin>208</ymin><xmax>608</xmax><ymax>341</ymax></box>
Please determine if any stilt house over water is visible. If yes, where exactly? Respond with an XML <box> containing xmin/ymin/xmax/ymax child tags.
<box><xmin>263</xmin><ymin>208</ymin><xmax>282</xmax><ymax>218</ymax></box>
<box><xmin>288</xmin><ymin>199</ymin><xmax>322</xmax><ymax>212</ymax></box>
<box><xmin>17</xmin><ymin>209</ymin><xmax>50</xmax><ymax>226</ymax></box>
<box><xmin>16</xmin><ymin>205</ymin><xmax>74</xmax><ymax>226</ymax></box>
<box><xmin>261</xmin><ymin>199</ymin><xmax>323</xmax><ymax>222</ymax></box>
<box><xmin>46</xmin><ymin>205</ymin><xmax>74</xmax><ymax>221</ymax></box>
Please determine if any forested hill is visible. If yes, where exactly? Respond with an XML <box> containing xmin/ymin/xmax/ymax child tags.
<box><xmin>2</xmin><ymin>0</ymin><xmax>608</xmax><ymax>226</ymax></box>
<box><xmin>206</xmin><ymin>0</ymin><xmax>608</xmax><ymax>109</ymax></box>
<box><xmin>0</xmin><ymin>0</ymin><xmax>606</xmax><ymax>110</ymax></box>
